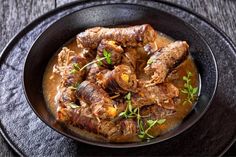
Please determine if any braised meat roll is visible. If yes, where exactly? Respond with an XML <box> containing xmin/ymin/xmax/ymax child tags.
<box><xmin>144</xmin><ymin>41</ymin><xmax>189</xmax><ymax>85</ymax></box>
<box><xmin>131</xmin><ymin>82</ymin><xmax>179</xmax><ymax>110</ymax></box>
<box><xmin>53</xmin><ymin>47</ymin><xmax>89</xmax><ymax>87</ymax></box>
<box><xmin>97</xmin><ymin>64</ymin><xmax>137</xmax><ymax>93</ymax></box>
<box><xmin>76</xmin><ymin>81</ymin><xmax>117</xmax><ymax>119</ymax></box>
<box><xmin>77</xmin><ymin>24</ymin><xmax>157</xmax><ymax>49</ymax></box>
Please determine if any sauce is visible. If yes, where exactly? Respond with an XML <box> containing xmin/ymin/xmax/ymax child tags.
<box><xmin>43</xmin><ymin>32</ymin><xmax>199</xmax><ymax>142</ymax></box>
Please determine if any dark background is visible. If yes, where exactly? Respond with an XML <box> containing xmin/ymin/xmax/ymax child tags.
<box><xmin>0</xmin><ymin>0</ymin><xmax>236</xmax><ymax>156</ymax></box>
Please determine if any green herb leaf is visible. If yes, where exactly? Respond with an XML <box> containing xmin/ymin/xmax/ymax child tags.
<box><xmin>157</xmin><ymin>119</ymin><xmax>166</xmax><ymax>125</ymax></box>
<box><xmin>125</xmin><ymin>92</ymin><xmax>131</xmax><ymax>100</ymax></box>
<box><xmin>133</xmin><ymin>108</ymin><xmax>138</xmax><ymax>113</ymax></box>
<box><xmin>73</xmin><ymin>63</ymin><xmax>80</xmax><ymax>70</ymax></box>
<box><xmin>181</xmin><ymin>71</ymin><xmax>198</xmax><ymax>105</ymax></box>
<box><xmin>147</xmin><ymin>120</ymin><xmax>155</xmax><ymax>126</ymax></box>
<box><xmin>138</xmin><ymin>118</ymin><xmax>165</xmax><ymax>140</ymax></box>
<box><xmin>183</xmin><ymin>76</ymin><xmax>188</xmax><ymax>81</ymax></box>
<box><xmin>192</xmin><ymin>87</ymin><xmax>198</xmax><ymax>94</ymax></box>
<box><xmin>189</xmin><ymin>85</ymin><xmax>193</xmax><ymax>91</ymax></box>
<box><xmin>147</xmin><ymin>60</ymin><xmax>153</xmax><ymax>65</ymax></box>
<box><xmin>96</xmin><ymin>56</ymin><xmax>103</xmax><ymax>66</ymax></box>
<box><xmin>188</xmin><ymin>71</ymin><xmax>192</xmax><ymax>77</ymax></box>
<box><xmin>103</xmin><ymin>49</ymin><xmax>112</xmax><ymax>64</ymax></box>
<box><xmin>138</xmin><ymin>134</ymin><xmax>145</xmax><ymax>139</ymax></box>
<box><xmin>119</xmin><ymin>112</ymin><xmax>126</xmax><ymax>117</ymax></box>
<box><xmin>128</xmin><ymin>101</ymin><xmax>133</xmax><ymax>113</ymax></box>
<box><xmin>139</xmin><ymin>119</ymin><xmax>144</xmax><ymax>131</ymax></box>
<box><xmin>181</xmin><ymin>89</ymin><xmax>188</xmax><ymax>94</ymax></box>
<box><xmin>70</xmin><ymin>69</ymin><xmax>77</xmax><ymax>74</ymax></box>
<box><xmin>184</xmin><ymin>83</ymin><xmax>188</xmax><ymax>88</ymax></box>
<box><xmin>119</xmin><ymin>92</ymin><xmax>139</xmax><ymax>119</ymax></box>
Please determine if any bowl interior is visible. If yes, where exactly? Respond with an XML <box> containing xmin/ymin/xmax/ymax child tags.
<box><xmin>23</xmin><ymin>4</ymin><xmax>218</xmax><ymax>147</ymax></box>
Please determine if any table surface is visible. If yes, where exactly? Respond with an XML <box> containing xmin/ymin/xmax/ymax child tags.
<box><xmin>0</xmin><ymin>0</ymin><xmax>236</xmax><ymax>156</ymax></box>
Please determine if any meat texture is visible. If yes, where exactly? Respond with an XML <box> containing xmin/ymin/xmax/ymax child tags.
<box><xmin>131</xmin><ymin>82</ymin><xmax>179</xmax><ymax>110</ymax></box>
<box><xmin>76</xmin><ymin>81</ymin><xmax>117</xmax><ymax>119</ymax></box>
<box><xmin>77</xmin><ymin>24</ymin><xmax>157</xmax><ymax>49</ymax></box>
<box><xmin>86</xmin><ymin>63</ymin><xmax>105</xmax><ymax>83</ymax></box>
<box><xmin>141</xmin><ymin>105</ymin><xmax>176</xmax><ymax>120</ymax></box>
<box><xmin>97</xmin><ymin>64</ymin><xmax>137</xmax><ymax>93</ymax></box>
<box><xmin>53</xmin><ymin>47</ymin><xmax>88</xmax><ymax>87</ymax></box>
<box><xmin>57</xmin><ymin>106</ymin><xmax>137</xmax><ymax>140</ymax></box>
<box><xmin>144</xmin><ymin>41</ymin><xmax>189</xmax><ymax>85</ymax></box>
<box><xmin>121</xmin><ymin>48</ymin><xmax>138</xmax><ymax>70</ymax></box>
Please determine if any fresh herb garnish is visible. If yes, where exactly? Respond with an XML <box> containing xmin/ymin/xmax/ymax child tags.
<box><xmin>70</xmin><ymin>69</ymin><xmax>77</xmax><ymax>74</ymax></box>
<box><xmin>136</xmin><ymin>107</ymin><xmax>166</xmax><ymax>140</ymax></box>
<box><xmin>138</xmin><ymin>119</ymin><xmax>166</xmax><ymax>139</ymax></box>
<box><xmin>96</xmin><ymin>56</ymin><xmax>103</xmax><ymax>66</ymax></box>
<box><xmin>118</xmin><ymin>93</ymin><xmax>166</xmax><ymax>140</ymax></box>
<box><xmin>147</xmin><ymin>59</ymin><xmax>153</xmax><ymax>65</ymax></box>
<box><xmin>78</xmin><ymin>49</ymin><xmax>112</xmax><ymax>71</ymax></box>
<box><xmin>68</xmin><ymin>82</ymin><xmax>80</xmax><ymax>90</ymax></box>
<box><xmin>79</xmin><ymin>57</ymin><xmax>106</xmax><ymax>71</ymax></box>
<box><xmin>73</xmin><ymin>63</ymin><xmax>80</xmax><ymax>70</ymax></box>
<box><xmin>119</xmin><ymin>92</ymin><xmax>137</xmax><ymax>118</ymax></box>
<box><xmin>181</xmin><ymin>71</ymin><xmax>198</xmax><ymax>104</ymax></box>
<box><xmin>69</xmin><ymin>63</ymin><xmax>80</xmax><ymax>74</ymax></box>
<box><xmin>103</xmin><ymin>49</ymin><xmax>112</xmax><ymax>64</ymax></box>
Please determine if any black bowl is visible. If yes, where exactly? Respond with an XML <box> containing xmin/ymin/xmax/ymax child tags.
<box><xmin>23</xmin><ymin>3</ymin><xmax>218</xmax><ymax>148</ymax></box>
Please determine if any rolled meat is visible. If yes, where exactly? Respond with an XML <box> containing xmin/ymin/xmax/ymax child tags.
<box><xmin>76</xmin><ymin>81</ymin><xmax>117</xmax><ymax>119</ymax></box>
<box><xmin>57</xmin><ymin>106</ymin><xmax>137</xmax><ymax>140</ymax></box>
<box><xmin>57</xmin><ymin>106</ymin><xmax>118</xmax><ymax>136</ymax></box>
<box><xmin>121</xmin><ymin>48</ymin><xmax>138</xmax><ymax>70</ymax></box>
<box><xmin>54</xmin><ymin>47</ymin><xmax>89</xmax><ymax>87</ymax></box>
<box><xmin>97</xmin><ymin>64</ymin><xmax>137</xmax><ymax>93</ymax></box>
<box><xmin>144</xmin><ymin>41</ymin><xmax>189</xmax><ymax>85</ymax></box>
<box><xmin>131</xmin><ymin>82</ymin><xmax>179</xmax><ymax>110</ymax></box>
<box><xmin>77</xmin><ymin>24</ymin><xmax>157</xmax><ymax>49</ymax></box>
<box><xmin>86</xmin><ymin>63</ymin><xmax>105</xmax><ymax>83</ymax></box>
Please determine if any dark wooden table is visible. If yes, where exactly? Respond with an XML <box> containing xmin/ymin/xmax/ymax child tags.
<box><xmin>1</xmin><ymin>0</ymin><xmax>236</xmax><ymax>156</ymax></box>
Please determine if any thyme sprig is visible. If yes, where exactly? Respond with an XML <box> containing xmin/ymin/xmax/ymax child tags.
<box><xmin>138</xmin><ymin>119</ymin><xmax>166</xmax><ymax>139</ymax></box>
<box><xmin>119</xmin><ymin>92</ymin><xmax>166</xmax><ymax>140</ymax></box>
<box><xmin>181</xmin><ymin>71</ymin><xmax>198</xmax><ymax>104</ymax></box>
<box><xmin>79</xmin><ymin>57</ymin><xmax>106</xmax><ymax>71</ymax></box>
<box><xmin>119</xmin><ymin>92</ymin><xmax>138</xmax><ymax>118</ymax></box>
<box><xmin>70</xmin><ymin>63</ymin><xmax>81</xmax><ymax>74</ymax></box>
<box><xmin>79</xmin><ymin>49</ymin><xmax>112</xmax><ymax>71</ymax></box>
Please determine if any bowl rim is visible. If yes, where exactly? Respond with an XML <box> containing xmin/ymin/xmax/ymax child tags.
<box><xmin>22</xmin><ymin>2</ymin><xmax>219</xmax><ymax>148</ymax></box>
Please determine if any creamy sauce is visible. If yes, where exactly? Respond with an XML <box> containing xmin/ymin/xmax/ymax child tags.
<box><xmin>43</xmin><ymin>32</ymin><xmax>199</xmax><ymax>142</ymax></box>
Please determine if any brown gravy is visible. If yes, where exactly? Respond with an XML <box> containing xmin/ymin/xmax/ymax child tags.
<box><xmin>43</xmin><ymin>32</ymin><xmax>199</xmax><ymax>142</ymax></box>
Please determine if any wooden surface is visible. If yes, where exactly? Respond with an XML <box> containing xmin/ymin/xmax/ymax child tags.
<box><xmin>0</xmin><ymin>0</ymin><xmax>235</xmax><ymax>156</ymax></box>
